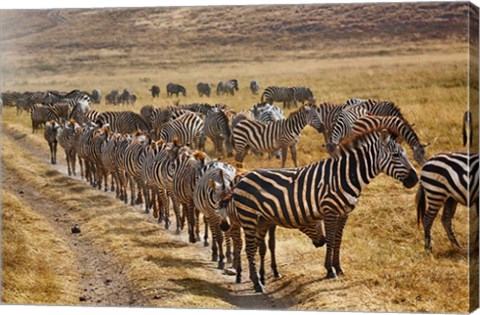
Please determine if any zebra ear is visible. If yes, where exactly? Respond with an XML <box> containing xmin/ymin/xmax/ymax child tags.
<box><xmin>380</xmin><ymin>129</ymin><xmax>391</xmax><ymax>144</ymax></box>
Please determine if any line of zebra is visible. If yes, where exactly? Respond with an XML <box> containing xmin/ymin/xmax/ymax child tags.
<box><xmin>261</xmin><ymin>86</ymin><xmax>315</xmax><ymax>109</ymax></box>
<box><xmin>32</xmin><ymin>95</ymin><xmax>476</xmax><ymax>295</ymax></box>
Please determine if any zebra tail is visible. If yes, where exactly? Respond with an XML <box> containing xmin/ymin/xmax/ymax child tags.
<box><xmin>416</xmin><ymin>183</ymin><xmax>426</xmax><ymax>227</ymax></box>
<box><xmin>462</xmin><ymin>119</ymin><xmax>467</xmax><ymax>146</ymax></box>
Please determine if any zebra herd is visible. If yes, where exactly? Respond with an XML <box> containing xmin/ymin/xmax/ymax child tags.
<box><xmin>8</xmin><ymin>89</ymin><xmax>477</xmax><ymax>294</ymax></box>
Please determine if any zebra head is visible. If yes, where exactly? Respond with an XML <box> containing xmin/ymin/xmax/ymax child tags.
<box><xmin>304</xmin><ymin>105</ymin><xmax>325</xmax><ymax>134</ymax></box>
<box><xmin>377</xmin><ymin>129</ymin><xmax>418</xmax><ymax>188</ymax></box>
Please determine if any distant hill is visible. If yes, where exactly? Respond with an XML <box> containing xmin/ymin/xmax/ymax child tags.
<box><xmin>0</xmin><ymin>2</ymin><xmax>470</xmax><ymax>74</ymax></box>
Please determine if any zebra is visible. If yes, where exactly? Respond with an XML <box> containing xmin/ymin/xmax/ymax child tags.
<box><xmin>463</xmin><ymin>110</ymin><xmax>473</xmax><ymax>147</ymax></box>
<box><xmin>204</xmin><ymin>108</ymin><xmax>233</xmax><ymax>158</ymax></box>
<box><xmin>44</xmin><ymin>120</ymin><xmax>62</xmax><ymax>165</ymax></box>
<box><xmin>197</xmin><ymin>82</ymin><xmax>212</xmax><ymax>97</ymax></box>
<box><xmin>217</xmin><ymin>80</ymin><xmax>239</xmax><ymax>96</ymax></box>
<box><xmin>90</xmin><ymin>126</ymin><xmax>111</xmax><ymax>191</ymax></box>
<box><xmin>291</xmin><ymin>86</ymin><xmax>315</xmax><ymax>105</ymax></box>
<box><xmin>261</xmin><ymin>86</ymin><xmax>296</xmax><ymax>109</ymax></box>
<box><xmin>123</xmin><ymin>133</ymin><xmax>152</xmax><ymax>210</ymax></box>
<box><xmin>250</xmin><ymin>80</ymin><xmax>260</xmax><ymax>95</ymax></box>
<box><xmin>193</xmin><ymin>161</ymin><xmax>237</xmax><ymax>268</ymax></box>
<box><xmin>251</xmin><ymin>103</ymin><xmax>285</xmax><ymax>159</ymax></box>
<box><xmin>150</xmin><ymin>85</ymin><xmax>160</xmax><ymax>98</ymax></box>
<box><xmin>416</xmin><ymin>152</ymin><xmax>479</xmax><ymax>252</ymax></box>
<box><xmin>59</xmin><ymin>119</ymin><xmax>80</xmax><ymax>176</ymax></box>
<box><xmin>95</xmin><ymin>111</ymin><xmax>150</xmax><ymax>134</ymax></box>
<box><xmin>1</xmin><ymin>91</ymin><xmax>23</xmax><ymax>108</ymax></box>
<box><xmin>166</xmin><ymin>83</ymin><xmax>187</xmax><ymax>97</ymax></box>
<box><xmin>171</xmin><ymin>149</ymin><xmax>211</xmax><ymax>243</ymax></box>
<box><xmin>120</xmin><ymin>89</ymin><xmax>136</xmax><ymax>105</ymax></box>
<box><xmin>159</xmin><ymin>112</ymin><xmax>205</xmax><ymax>149</ymax></box>
<box><xmin>75</xmin><ymin>125</ymin><xmax>98</xmax><ymax>186</ymax></box>
<box><xmin>151</xmin><ymin>106</ymin><xmax>190</xmax><ymax>138</ymax></box>
<box><xmin>232</xmin><ymin>105</ymin><xmax>323</xmax><ymax>168</ymax></box>
<box><xmin>326</xmin><ymin>105</ymin><xmax>371</xmax><ymax>154</ymax></box>
<box><xmin>91</xmin><ymin>89</ymin><xmax>102</xmax><ymax>104</ymax></box>
<box><xmin>105</xmin><ymin>90</ymin><xmax>121</xmax><ymax>105</ymax></box>
<box><xmin>226</xmin><ymin>124</ymin><xmax>418</xmax><ymax>292</ymax></box>
<box><xmin>30</xmin><ymin>104</ymin><xmax>60</xmax><ymax>133</ymax></box>
<box><xmin>349</xmin><ymin>115</ymin><xmax>428</xmax><ymax>166</ymax></box>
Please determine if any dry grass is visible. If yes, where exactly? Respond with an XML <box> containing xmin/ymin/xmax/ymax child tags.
<box><xmin>1</xmin><ymin>189</ymin><xmax>79</xmax><ymax>304</ymax></box>
<box><xmin>0</xmin><ymin>3</ymin><xmax>476</xmax><ymax>313</ymax></box>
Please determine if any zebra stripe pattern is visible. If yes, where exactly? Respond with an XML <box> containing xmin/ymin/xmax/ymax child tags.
<box><xmin>204</xmin><ymin>108</ymin><xmax>233</xmax><ymax>158</ymax></box>
<box><xmin>30</xmin><ymin>104</ymin><xmax>60</xmax><ymax>133</ymax></box>
<box><xmin>58</xmin><ymin>119</ymin><xmax>80</xmax><ymax>176</ymax></box>
<box><xmin>416</xmin><ymin>151</ymin><xmax>479</xmax><ymax>251</ymax></box>
<box><xmin>96</xmin><ymin>111</ymin><xmax>150</xmax><ymax>134</ymax></box>
<box><xmin>233</xmin><ymin>105</ymin><xmax>323</xmax><ymax>168</ymax></box>
<box><xmin>159</xmin><ymin>112</ymin><xmax>205</xmax><ymax>149</ymax></box>
<box><xmin>229</xmin><ymin>126</ymin><xmax>418</xmax><ymax>292</ymax></box>
<box><xmin>44</xmin><ymin>120</ymin><xmax>62</xmax><ymax>165</ymax></box>
<box><xmin>291</xmin><ymin>86</ymin><xmax>315</xmax><ymax>105</ymax></box>
<box><xmin>217</xmin><ymin>80</ymin><xmax>239</xmax><ymax>96</ymax></box>
<box><xmin>261</xmin><ymin>86</ymin><xmax>296</xmax><ymax>109</ymax></box>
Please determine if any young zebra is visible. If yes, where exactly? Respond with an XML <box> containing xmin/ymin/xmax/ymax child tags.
<box><xmin>261</xmin><ymin>86</ymin><xmax>297</xmax><ymax>109</ymax></box>
<box><xmin>204</xmin><ymin>108</ymin><xmax>233</xmax><ymax>158</ymax></box>
<box><xmin>227</xmin><ymin>125</ymin><xmax>418</xmax><ymax>292</ymax></box>
<box><xmin>232</xmin><ymin>105</ymin><xmax>323</xmax><ymax>168</ymax></box>
<box><xmin>166</xmin><ymin>83</ymin><xmax>187</xmax><ymax>97</ymax></box>
<box><xmin>196</xmin><ymin>82</ymin><xmax>212</xmax><ymax>97</ymax></box>
<box><xmin>416</xmin><ymin>152</ymin><xmax>479</xmax><ymax>252</ymax></box>
<box><xmin>44</xmin><ymin>120</ymin><xmax>62</xmax><ymax>165</ymax></box>
<box><xmin>159</xmin><ymin>112</ymin><xmax>205</xmax><ymax>150</ymax></box>
<box><xmin>217</xmin><ymin>80</ymin><xmax>239</xmax><ymax>96</ymax></box>
<box><xmin>95</xmin><ymin>111</ymin><xmax>150</xmax><ymax>134</ymax></box>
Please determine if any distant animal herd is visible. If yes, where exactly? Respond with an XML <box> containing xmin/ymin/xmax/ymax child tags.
<box><xmin>1</xmin><ymin>80</ymin><xmax>478</xmax><ymax>293</ymax></box>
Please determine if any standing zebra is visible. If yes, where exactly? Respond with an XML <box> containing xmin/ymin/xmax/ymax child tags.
<box><xmin>58</xmin><ymin>119</ymin><xmax>80</xmax><ymax>175</ymax></box>
<box><xmin>166</xmin><ymin>83</ymin><xmax>187</xmax><ymax>97</ymax></box>
<box><xmin>95</xmin><ymin>111</ymin><xmax>150</xmax><ymax>134</ymax></box>
<box><xmin>416</xmin><ymin>152</ymin><xmax>479</xmax><ymax>252</ymax></box>
<box><xmin>30</xmin><ymin>104</ymin><xmax>60</xmax><ymax>133</ymax></box>
<box><xmin>261</xmin><ymin>86</ymin><xmax>296</xmax><ymax>109</ymax></box>
<box><xmin>227</xmin><ymin>126</ymin><xmax>418</xmax><ymax>292</ymax></box>
<box><xmin>197</xmin><ymin>82</ymin><xmax>212</xmax><ymax>97</ymax></box>
<box><xmin>44</xmin><ymin>120</ymin><xmax>62</xmax><ymax>165</ymax></box>
<box><xmin>105</xmin><ymin>90</ymin><xmax>121</xmax><ymax>105</ymax></box>
<box><xmin>217</xmin><ymin>80</ymin><xmax>239</xmax><ymax>96</ymax></box>
<box><xmin>159</xmin><ymin>112</ymin><xmax>205</xmax><ymax>150</ymax></box>
<box><xmin>150</xmin><ymin>85</ymin><xmax>160</xmax><ymax>98</ymax></box>
<box><xmin>194</xmin><ymin>161</ymin><xmax>237</xmax><ymax>269</ymax></box>
<box><xmin>204</xmin><ymin>108</ymin><xmax>233</xmax><ymax>158</ymax></box>
<box><xmin>91</xmin><ymin>89</ymin><xmax>102</xmax><ymax>104</ymax></box>
<box><xmin>232</xmin><ymin>105</ymin><xmax>323</xmax><ymax>168</ymax></box>
<box><xmin>250</xmin><ymin>80</ymin><xmax>260</xmax><ymax>95</ymax></box>
<box><xmin>291</xmin><ymin>86</ymin><xmax>315</xmax><ymax>105</ymax></box>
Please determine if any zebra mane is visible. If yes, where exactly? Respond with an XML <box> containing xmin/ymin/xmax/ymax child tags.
<box><xmin>337</xmin><ymin>125</ymin><xmax>401</xmax><ymax>153</ymax></box>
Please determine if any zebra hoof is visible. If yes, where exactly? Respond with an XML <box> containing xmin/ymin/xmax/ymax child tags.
<box><xmin>273</xmin><ymin>271</ymin><xmax>281</xmax><ymax>279</ymax></box>
<box><xmin>217</xmin><ymin>261</ymin><xmax>225</xmax><ymax>270</ymax></box>
<box><xmin>212</xmin><ymin>254</ymin><xmax>218</xmax><ymax>262</ymax></box>
<box><xmin>204</xmin><ymin>240</ymin><xmax>209</xmax><ymax>247</ymax></box>
<box><xmin>189</xmin><ymin>235</ymin><xmax>197</xmax><ymax>243</ymax></box>
<box><xmin>236</xmin><ymin>276</ymin><xmax>242</xmax><ymax>284</ymax></box>
<box><xmin>326</xmin><ymin>271</ymin><xmax>336</xmax><ymax>279</ymax></box>
<box><xmin>175</xmin><ymin>229</ymin><xmax>181</xmax><ymax>235</ymax></box>
<box><xmin>254</xmin><ymin>283</ymin><xmax>265</xmax><ymax>293</ymax></box>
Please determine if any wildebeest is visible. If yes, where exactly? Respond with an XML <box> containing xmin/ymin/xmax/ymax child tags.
<box><xmin>166</xmin><ymin>83</ymin><xmax>187</xmax><ymax>97</ymax></box>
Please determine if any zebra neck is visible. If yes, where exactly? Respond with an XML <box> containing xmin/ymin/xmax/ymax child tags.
<box><xmin>285</xmin><ymin>113</ymin><xmax>307</xmax><ymax>134</ymax></box>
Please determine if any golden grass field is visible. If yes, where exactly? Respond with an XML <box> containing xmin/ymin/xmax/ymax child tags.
<box><xmin>1</xmin><ymin>3</ymin><xmax>478</xmax><ymax>313</ymax></box>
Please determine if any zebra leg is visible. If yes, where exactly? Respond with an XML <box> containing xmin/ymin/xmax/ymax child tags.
<box><xmin>290</xmin><ymin>145</ymin><xmax>298</xmax><ymax>168</ymax></box>
<box><xmin>225</xmin><ymin>230</ymin><xmax>232</xmax><ymax>264</ymax></box>
<box><xmin>203</xmin><ymin>215</ymin><xmax>210</xmax><ymax>247</ymax></box>
<box><xmin>135</xmin><ymin>182</ymin><xmax>143</xmax><ymax>205</ymax></box>
<box><xmin>110</xmin><ymin>173</ymin><xmax>115</xmax><ymax>192</ymax></box>
<box><xmin>244</xmin><ymin>227</ymin><xmax>264</xmax><ymax>292</ymax></box>
<box><xmin>186</xmin><ymin>205</ymin><xmax>196</xmax><ymax>243</ymax></box>
<box><xmin>168</xmin><ymin>191</ymin><xmax>182</xmax><ymax>234</ymax></box>
<box><xmin>196</xmin><ymin>208</ymin><xmax>202</xmax><ymax>242</ymax></box>
<box><xmin>281</xmin><ymin>147</ymin><xmax>288</xmax><ymax>168</ymax></box>
<box><xmin>214</xmin><ymin>219</ymin><xmax>227</xmax><ymax>269</ymax></box>
<box><xmin>231</xmin><ymin>226</ymin><xmax>243</xmax><ymax>283</ymax></box>
<box><xmin>324</xmin><ymin>210</ymin><xmax>340</xmax><ymax>279</ymax></box>
<box><xmin>442</xmin><ymin>198</ymin><xmax>461</xmax><ymax>249</ymax></box>
<box><xmin>53</xmin><ymin>141</ymin><xmax>58</xmax><ymax>164</ymax></box>
<box><xmin>268</xmin><ymin>225</ymin><xmax>281</xmax><ymax>279</ymax></box>
<box><xmin>256</xmin><ymin>217</ymin><xmax>271</xmax><ymax>286</ymax></box>
<box><xmin>128</xmin><ymin>176</ymin><xmax>136</xmax><ymax>206</ymax></box>
<box><xmin>65</xmin><ymin>151</ymin><xmax>72</xmax><ymax>176</ymax></box>
<box><xmin>423</xmin><ymin>202</ymin><xmax>442</xmax><ymax>252</ymax></box>
<box><xmin>48</xmin><ymin>142</ymin><xmax>54</xmax><ymax>164</ymax></box>
<box><xmin>234</xmin><ymin>146</ymin><xmax>248</xmax><ymax>168</ymax></box>
<box><xmin>332</xmin><ymin>215</ymin><xmax>348</xmax><ymax>276</ymax></box>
